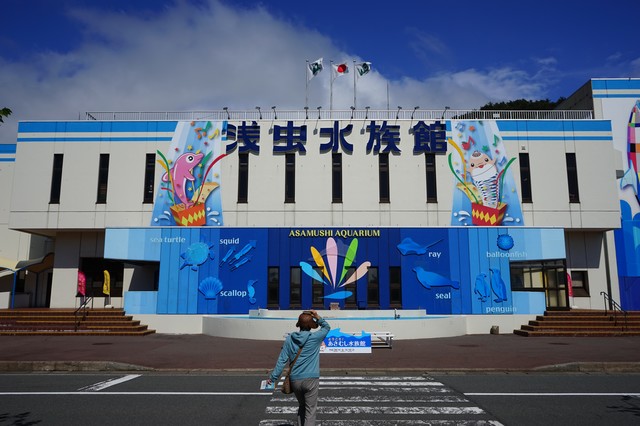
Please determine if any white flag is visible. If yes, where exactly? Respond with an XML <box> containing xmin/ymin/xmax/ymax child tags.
<box><xmin>355</xmin><ymin>62</ymin><xmax>371</xmax><ymax>77</ymax></box>
<box><xmin>333</xmin><ymin>62</ymin><xmax>349</xmax><ymax>78</ymax></box>
<box><xmin>308</xmin><ymin>58</ymin><xmax>323</xmax><ymax>80</ymax></box>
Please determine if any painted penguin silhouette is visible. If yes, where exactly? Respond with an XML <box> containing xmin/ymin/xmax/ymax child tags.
<box><xmin>474</xmin><ymin>272</ymin><xmax>490</xmax><ymax>302</ymax></box>
<box><xmin>489</xmin><ymin>268</ymin><xmax>508</xmax><ymax>302</ymax></box>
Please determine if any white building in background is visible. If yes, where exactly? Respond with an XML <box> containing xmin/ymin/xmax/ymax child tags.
<box><xmin>1</xmin><ymin>77</ymin><xmax>638</xmax><ymax>335</ymax></box>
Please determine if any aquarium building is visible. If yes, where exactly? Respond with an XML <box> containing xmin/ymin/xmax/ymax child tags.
<box><xmin>1</xmin><ymin>78</ymin><xmax>638</xmax><ymax>337</ymax></box>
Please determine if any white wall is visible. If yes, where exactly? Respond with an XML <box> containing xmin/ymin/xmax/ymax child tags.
<box><xmin>10</xmin><ymin>119</ymin><xmax>620</xmax><ymax>231</ymax></box>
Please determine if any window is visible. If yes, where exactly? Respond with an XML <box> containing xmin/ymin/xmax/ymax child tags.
<box><xmin>285</xmin><ymin>154</ymin><xmax>295</xmax><ymax>203</ymax></box>
<box><xmin>344</xmin><ymin>266</ymin><xmax>357</xmax><ymax>308</ymax></box>
<box><xmin>289</xmin><ymin>266</ymin><xmax>301</xmax><ymax>308</ymax></box>
<box><xmin>570</xmin><ymin>270</ymin><xmax>589</xmax><ymax>297</ymax></box>
<box><xmin>367</xmin><ymin>266</ymin><xmax>379</xmax><ymax>308</ymax></box>
<box><xmin>143</xmin><ymin>153</ymin><xmax>156</xmax><ymax>204</ymax></box>
<box><xmin>267</xmin><ymin>267</ymin><xmax>279</xmax><ymax>308</ymax></box>
<box><xmin>509</xmin><ymin>259</ymin><xmax>568</xmax><ymax>308</ymax></box>
<box><xmin>379</xmin><ymin>153</ymin><xmax>390</xmax><ymax>203</ymax></box>
<box><xmin>425</xmin><ymin>153</ymin><xmax>437</xmax><ymax>203</ymax></box>
<box><xmin>238</xmin><ymin>153</ymin><xmax>248</xmax><ymax>203</ymax></box>
<box><xmin>566</xmin><ymin>153</ymin><xmax>580</xmax><ymax>203</ymax></box>
<box><xmin>389</xmin><ymin>267</ymin><xmax>402</xmax><ymax>308</ymax></box>
<box><xmin>312</xmin><ymin>267</ymin><xmax>325</xmax><ymax>307</ymax></box>
<box><xmin>519</xmin><ymin>153</ymin><xmax>532</xmax><ymax>203</ymax></box>
<box><xmin>49</xmin><ymin>154</ymin><xmax>63</xmax><ymax>204</ymax></box>
<box><xmin>96</xmin><ymin>153</ymin><xmax>110</xmax><ymax>204</ymax></box>
<box><xmin>332</xmin><ymin>153</ymin><xmax>342</xmax><ymax>203</ymax></box>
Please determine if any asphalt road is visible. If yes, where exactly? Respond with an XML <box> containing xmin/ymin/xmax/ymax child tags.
<box><xmin>1</xmin><ymin>372</ymin><xmax>639</xmax><ymax>425</ymax></box>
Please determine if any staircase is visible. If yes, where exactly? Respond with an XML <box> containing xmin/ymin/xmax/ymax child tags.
<box><xmin>514</xmin><ymin>309</ymin><xmax>640</xmax><ymax>337</ymax></box>
<box><xmin>0</xmin><ymin>308</ymin><xmax>155</xmax><ymax>336</ymax></box>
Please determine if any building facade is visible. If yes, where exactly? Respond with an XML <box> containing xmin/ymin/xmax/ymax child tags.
<box><xmin>3</xmin><ymin>78</ymin><xmax>638</xmax><ymax>333</ymax></box>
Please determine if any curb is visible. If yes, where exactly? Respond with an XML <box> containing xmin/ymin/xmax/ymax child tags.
<box><xmin>0</xmin><ymin>361</ymin><xmax>153</xmax><ymax>372</ymax></box>
<box><xmin>2</xmin><ymin>362</ymin><xmax>640</xmax><ymax>373</ymax></box>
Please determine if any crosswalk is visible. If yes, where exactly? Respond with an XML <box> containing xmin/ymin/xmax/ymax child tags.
<box><xmin>259</xmin><ymin>375</ymin><xmax>504</xmax><ymax>425</ymax></box>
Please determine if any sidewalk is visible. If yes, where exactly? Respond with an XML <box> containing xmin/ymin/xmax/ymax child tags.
<box><xmin>1</xmin><ymin>333</ymin><xmax>640</xmax><ymax>373</ymax></box>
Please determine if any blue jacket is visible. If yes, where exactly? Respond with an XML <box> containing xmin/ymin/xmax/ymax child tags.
<box><xmin>269</xmin><ymin>318</ymin><xmax>330</xmax><ymax>382</ymax></box>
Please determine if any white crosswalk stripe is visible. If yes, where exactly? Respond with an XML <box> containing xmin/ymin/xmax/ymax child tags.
<box><xmin>260</xmin><ymin>375</ymin><xmax>504</xmax><ymax>426</ymax></box>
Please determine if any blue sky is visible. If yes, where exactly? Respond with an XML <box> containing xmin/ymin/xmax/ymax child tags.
<box><xmin>1</xmin><ymin>0</ymin><xmax>639</xmax><ymax>143</ymax></box>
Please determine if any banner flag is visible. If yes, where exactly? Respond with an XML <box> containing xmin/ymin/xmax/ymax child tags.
<box><xmin>308</xmin><ymin>58</ymin><xmax>324</xmax><ymax>80</ymax></box>
<box><xmin>356</xmin><ymin>62</ymin><xmax>371</xmax><ymax>77</ymax></box>
<box><xmin>103</xmin><ymin>270</ymin><xmax>111</xmax><ymax>296</ymax></box>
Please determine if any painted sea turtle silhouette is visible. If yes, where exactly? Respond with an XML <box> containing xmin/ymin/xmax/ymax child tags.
<box><xmin>180</xmin><ymin>242</ymin><xmax>215</xmax><ymax>271</ymax></box>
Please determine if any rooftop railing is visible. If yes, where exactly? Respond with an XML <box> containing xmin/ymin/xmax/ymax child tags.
<box><xmin>82</xmin><ymin>109</ymin><xmax>593</xmax><ymax>121</ymax></box>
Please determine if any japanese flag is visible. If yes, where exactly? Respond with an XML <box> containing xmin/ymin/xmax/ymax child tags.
<box><xmin>333</xmin><ymin>63</ymin><xmax>349</xmax><ymax>77</ymax></box>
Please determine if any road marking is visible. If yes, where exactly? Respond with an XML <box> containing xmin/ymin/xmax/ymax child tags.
<box><xmin>316</xmin><ymin>395</ymin><xmax>469</xmax><ymax>403</ymax></box>
<box><xmin>320</xmin><ymin>380</ymin><xmax>444</xmax><ymax>387</ymax></box>
<box><xmin>466</xmin><ymin>392</ymin><xmax>640</xmax><ymax>397</ymax></box>
<box><xmin>79</xmin><ymin>374</ymin><xmax>141</xmax><ymax>391</ymax></box>
<box><xmin>266</xmin><ymin>406</ymin><xmax>486</xmax><ymax>415</ymax></box>
<box><xmin>0</xmin><ymin>391</ymin><xmax>271</xmax><ymax>396</ymax></box>
<box><xmin>260</xmin><ymin>421</ymin><xmax>503</xmax><ymax>426</ymax></box>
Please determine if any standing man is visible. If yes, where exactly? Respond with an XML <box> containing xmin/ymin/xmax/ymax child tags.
<box><xmin>267</xmin><ymin>310</ymin><xmax>330</xmax><ymax>426</ymax></box>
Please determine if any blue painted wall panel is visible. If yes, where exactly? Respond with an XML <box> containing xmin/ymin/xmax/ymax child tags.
<box><xmin>113</xmin><ymin>227</ymin><xmax>565</xmax><ymax>315</ymax></box>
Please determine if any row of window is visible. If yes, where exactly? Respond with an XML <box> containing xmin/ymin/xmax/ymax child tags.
<box><xmin>267</xmin><ymin>266</ymin><xmax>403</xmax><ymax>309</ymax></box>
<box><xmin>48</xmin><ymin>152</ymin><xmax>580</xmax><ymax>205</ymax></box>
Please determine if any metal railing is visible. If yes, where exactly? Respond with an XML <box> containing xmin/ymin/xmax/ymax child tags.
<box><xmin>82</xmin><ymin>109</ymin><xmax>594</xmax><ymax>122</ymax></box>
<box><xmin>600</xmin><ymin>291</ymin><xmax>628</xmax><ymax>330</ymax></box>
<box><xmin>74</xmin><ymin>296</ymin><xmax>93</xmax><ymax>332</ymax></box>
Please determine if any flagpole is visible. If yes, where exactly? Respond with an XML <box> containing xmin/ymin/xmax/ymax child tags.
<box><xmin>305</xmin><ymin>60</ymin><xmax>309</xmax><ymax>109</ymax></box>
<box><xmin>329</xmin><ymin>60</ymin><xmax>333</xmax><ymax>118</ymax></box>
<box><xmin>353</xmin><ymin>60</ymin><xmax>357</xmax><ymax>110</ymax></box>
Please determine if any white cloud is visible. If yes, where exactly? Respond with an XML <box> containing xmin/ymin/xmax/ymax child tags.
<box><xmin>0</xmin><ymin>0</ymin><xmax>552</xmax><ymax>144</ymax></box>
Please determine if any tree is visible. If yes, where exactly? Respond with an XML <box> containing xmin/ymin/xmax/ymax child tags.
<box><xmin>0</xmin><ymin>107</ymin><xmax>12</xmax><ymax>125</ymax></box>
<box><xmin>479</xmin><ymin>98</ymin><xmax>566</xmax><ymax>111</ymax></box>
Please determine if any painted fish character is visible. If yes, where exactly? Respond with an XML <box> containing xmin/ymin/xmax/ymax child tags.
<box><xmin>489</xmin><ymin>268</ymin><xmax>508</xmax><ymax>303</ymax></box>
<box><xmin>180</xmin><ymin>242</ymin><xmax>215</xmax><ymax>271</ymax></box>
<box><xmin>625</xmin><ymin>100</ymin><xmax>640</xmax><ymax>205</ymax></box>
<box><xmin>413</xmin><ymin>267</ymin><xmax>460</xmax><ymax>290</ymax></box>
<box><xmin>468</xmin><ymin>151</ymin><xmax>499</xmax><ymax>208</ymax></box>
<box><xmin>474</xmin><ymin>272</ymin><xmax>490</xmax><ymax>302</ymax></box>
<box><xmin>162</xmin><ymin>152</ymin><xmax>204</xmax><ymax>207</ymax></box>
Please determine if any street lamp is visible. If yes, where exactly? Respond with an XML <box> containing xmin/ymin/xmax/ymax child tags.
<box><xmin>396</xmin><ymin>106</ymin><xmax>402</xmax><ymax>120</ymax></box>
<box><xmin>223</xmin><ymin>107</ymin><xmax>230</xmax><ymax>120</ymax></box>
<box><xmin>271</xmin><ymin>106</ymin><xmax>277</xmax><ymax>120</ymax></box>
<box><xmin>255</xmin><ymin>106</ymin><xmax>262</xmax><ymax>120</ymax></box>
<box><xmin>411</xmin><ymin>106</ymin><xmax>419</xmax><ymax>120</ymax></box>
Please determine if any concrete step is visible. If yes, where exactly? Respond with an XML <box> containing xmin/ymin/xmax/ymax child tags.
<box><xmin>0</xmin><ymin>329</ymin><xmax>155</xmax><ymax>336</ymax></box>
<box><xmin>0</xmin><ymin>308</ymin><xmax>154</xmax><ymax>336</ymax></box>
<box><xmin>514</xmin><ymin>329</ymin><xmax>640</xmax><ymax>337</ymax></box>
<box><xmin>515</xmin><ymin>309</ymin><xmax>640</xmax><ymax>337</ymax></box>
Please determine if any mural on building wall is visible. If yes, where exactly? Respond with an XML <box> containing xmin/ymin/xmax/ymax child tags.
<box><xmin>108</xmin><ymin>227</ymin><xmax>565</xmax><ymax>316</ymax></box>
<box><xmin>151</xmin><ymin>121</ymin><xmax>227</xmax><ymax>226</ymax></box>
<box><xmin>615</xmin><ymin>100</ymin><xmax>640</xmax><ymax>309</ymax></box>
<box><xmin>300</xmin><ymin>237</ymin><xmax>371</xmax><ymax>300</ymax></box>
<box><xmin>448</xmin><ymin>120</ymin><xmax>524</xmax><ymax>226</ymax></box>
<box><xmin>621</xmin><ymin>101</ymin><xmax>640</xmax><ymax>208</ymax></box>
